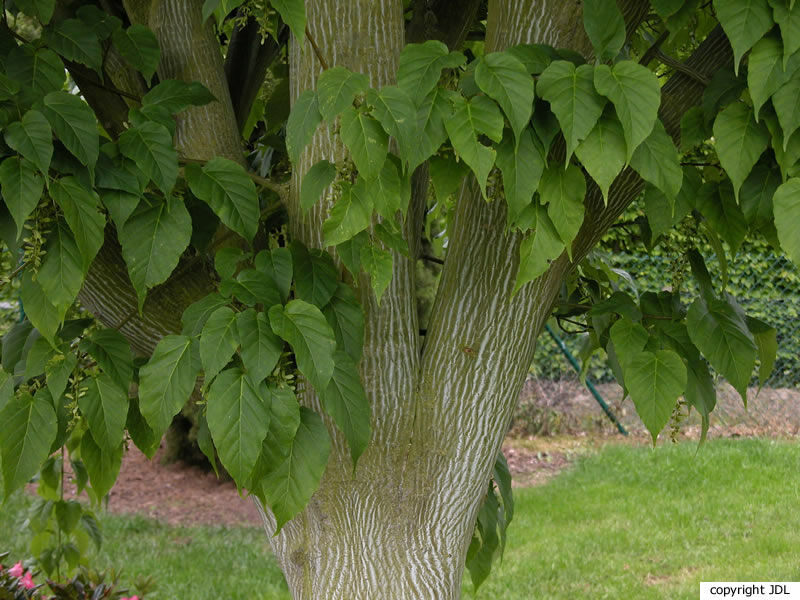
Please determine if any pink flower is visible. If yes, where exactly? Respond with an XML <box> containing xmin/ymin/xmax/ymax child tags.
<box><xmin>8</xmin><ymin>562</ymin><xmax>23</xmax><ymax>578</ymax></box>
<box><xmin>121</xmin><ymin>596</ymin><xmax>140</xmax><ymax>600</ymax></box>
<box><xmin>20</xmin><ymin>571</ymin><xmax>35</xmax><ymax>590</ymax></box>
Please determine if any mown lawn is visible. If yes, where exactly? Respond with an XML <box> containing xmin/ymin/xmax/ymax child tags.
<box><xmin>1</xmin><ymin>438</ymin><xmax>798</xmax><ymax>599</ymax></box>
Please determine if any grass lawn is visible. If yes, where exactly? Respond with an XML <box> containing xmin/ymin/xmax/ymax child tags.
<box><xmin>2</xmin><ymin>438</ymin><xmax>799</xmax><ymax>599</ymax></box>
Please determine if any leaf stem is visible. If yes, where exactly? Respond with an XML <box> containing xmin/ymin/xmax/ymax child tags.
<box><xmin>305</xmin><ymin>26</ymin><xmax>329</xmax><ymax>71</ymax></box>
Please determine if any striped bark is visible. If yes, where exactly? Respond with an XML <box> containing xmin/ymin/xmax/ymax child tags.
<box><xmin>264</xmin><ymin>2</ymin><xmax>734</xmax><ymax>599</ymax></box>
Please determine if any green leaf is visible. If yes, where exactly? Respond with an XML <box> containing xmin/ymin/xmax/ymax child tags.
<box><xmin>513</xmin><ymin>206</ymin><xmax>564</xmax><ymax>292</ymax></box>
<box><xmin>126</xmin><ymin>398</ymin><xmax>159</xmax><ymax>458</ymax></box>
<box><xmin>696</xmin><ymin>182</ymin><xmax>747</xmax><ymax>254</ymax></box>
<box><xmin>685</xmin><ymin>358</ymin><xmax>716</xmax><ymax>420</ymax></box>
<box><xmin>237</xmin><ymin>308</ymin><xmax>282</xmax><ymax>383</ymax></box>
<box><xmin>747</xmin><ymin>36</ymin><xmax>800</xmax><ymax>118</ymax></box>
<box><xmin>507</xmin><ymin>44</ymin><xmax>553</xmax><ymax>75</ymax></box>
<box><xmin>141</xmin><ymin>80</ymin><xmax>216</xmax><ymax>114</ymax></box>
<box><xmin>747</xmin><ymin>316</ymin><xmax>777</xmax><ymax>388</ymax></box>
<box><xmin>112</xmin><ymin>25</ymin><xmax>160</xmax><ymax>83</ymax></box>
<box><xmin>625</xmin><ymin>349</ymin><xmax>687</xmax><ymax>443</ymax></box>
<box><xmin>365</xmin><ymin>156</ymin><xmax>410</xmax><ymax>220</ymax></box>
<box><xmin>20</xmin><ymin>272</ymin><xmax>63</xmax><ymax>342</ymax></box>
<box><xmin>339</xmin><ymin>108</ymin><xmax>388</xmax><ymax>180</ymax></box>
<box><xmin>119</xmin><ymin>195</ymin><xmax>192</xmax><ymax>312</ymax></box>
<box><xmin>258</xmin><ymin>406</ymin><xmax>330</xmax><ymax>532</ymax></box>
<box><xmin>255</xmin><ymin>247</ymin><xmax>293</xmax><ymax>303</ymax></box>
<box><xmin>79</xmin><ymin>375</ymin><xmax>128</xmax><ymax>453</ymax></box>
<box><xmin>43</xmin><ymin>18</ymin><xmax>102</xmax><ymax>73</ymax></box>
<box><xmin>643</xmin><ymin>185</ymin><xmax>674</xmax><ymax>240</ymax></box>
<box><xmin>590</xmin><ymin>291</ymin><xmax>643</xmax><ymax>321</ymax></box>
<box><xmin>322</xmin><ymin>180</ymin><xmax>372</xmax><ymax>247</ymax></box>
<box><xmin>770</xmin><ymin>0</ymin><xmax>800</xmax><ymax>66</ymax></box>
<box><xmin>80</xmin><ymin>431</ymin><xmax>122</xmax><ymax>501</ymax></box>
<box><xmin>290</xmin><ymin>242</ymin><xmax>338</xmax><ymax>308</ymax></box>
<box><xmin>50</xmin><ymin>177</ymin><xmax>105</xmax><ymax>268</ymax></box>
<box><xmin>186</xmin><ymin>157</ymin><xmax>258</xmax><ymax>242</ymax></box>
<box><xmin>714</xmin><ymin>0</ymin><xmax>773</xmax><ymax>74</ymax></box>
<box><xmin>582</xmin><ymin>0</ymin><xmax>626</xmax><ymax>61</ymax></box>
<box><xmin>374</xmin><ymin>222</ymin><xmax>408</xmax><ymax>258</ymax></box>
<box><xmin>772</xmin><ymin>74</ymin><xmax>800</xmax><ymax>149</ymax></box>
<box><xmin>713</xmin><ymin>103</ymin><xmax>769</xmax><ymax>199</ymax></box>
<box><xmin>319</xmin><ymin>351</ymin><xmax>370</xmax><ymax>466</ymax></box>
<box><xmin>687</xmin><ymin>295</ymin><xmax>757</xmax><ymax>402</ymax></box>
<box><xmin>38</xmin><ymin>221</ymin><xmax>84</xmax><ymax>309</ymax></box>
<box><xmin>4</xmin><ymin>110</ymin><xmax>53</xmax><ymax>174</ymax></box>
<box><xmin>0</xmin><ymin>392</ymin><xmax>56</xmax><ymax>497</ymax></box>
<box><xmin>0</xmin><ymin>156</ymin><xmax>42</xmax><ymax>239</ymax></box>
<box><xmin>118</xmin><ymin>121</ymin><xmax>178</xmax><ymax>194</ymax></box>
<box><xmin>367</xmin><ymin>86</ymin><xmax>417</xmax><ymax>167</ymax></box>
<box><xmin>407</xmin><ymin>87</ymin><xmax>451</xmax><ymax>171</ymax></box>
<box><xmin>268</xmin><ymin>300</ymin><xmax>336</xmax><ymax>391</ymax></box>
<box><xmin>300</xmin><ymin>160</ymin><xmax>336</xmax><ymax>213</ymax></box>
<box><xmin>41</xmin><ymin>91</ymin><xmax>98</xmax><ymax>168</ymax></box>
<box><xmin>138</xmin><ymin>334</ymin><xmax>199</xmax><ymax>439</ymax></box>
<box><xmin>429</xmin><ymin>154</ymin><xmax>469</xmax><ymax>204</ymax></box>
<box><xmin>702</xmin><ymin>69</ymin><xmax>746</xmax><ymax>122</ymax></box>
<box><xmin>575</xmin><ymin>111</ymin><xmax>626</xmax><ymax>203</ymax></box>
<box><xmin>740</xmin><ymin>164</ymin><xmax>780</xmax><ymax>228</ymax></box>
<box><xmin>271</xmin><ymin>0</ymin><xmax>305</xmax><ymax>44</ymax></box>
<box><xmin>225</xmin><ymin>269</ymin><xmax>281</xmax><ymax>307</ymax></box>
<box><xmin>773</xmin><ymin>178</ymin><xmax>800</xmax><ymax>265</ymax></box>
<box><xmin>317</xmin><ymin>67</ymin><xmax>369</xmax><ymax>122</ymax></box>
<box><xmin>2</xmin><ymin>321</ymin><xmax>34</xmax><ymax>375</ymax></box>
<box><xmin>538</xmin><ymin>61</ymin><xmax>606</xmax><ymax>164</ymax></box>
<box><xmin>445</xmin><ymin>95</ymin><xmax>503</xmax><ymax>197</ymax></box>
<box><xmin>680</xmin><ymin>106</ymin><xmax>709</xmax><ymax>151</ymax></box>
<box><xmin>609</xmin><ymin>317</ymin><xmax>649</xmax><ymax>371</ymax></box>
<box><xmin>496</xmin><ymin>127</ymin><xmax>544</xmax><ymax>225</ymax></box>
<box><xmin>336</xmin><ymin>230</ymin><xmax>367</xmax><ymax>278</ymax></box>
<box><xmin>14</xmin><ymin>0</ymin><xmax>55</xmax><ymax>24</ymax></box>
<box><xmin>76</xmin><ymin>5</ymin><xmax>121</xmax><ymax>39</ymax></box>
<box><xmin>474</xmin><ymin>52</ymin><xmax>535</xmax><ymax>144</ymax></box>
<box><xmin>249</xmin><ymin>385</ymin><xmax>298</xmax><ymax>487</ymax></box>
<box><xmin>630</xmin><ymin>120</ymin><xmax>683</xmax><ymax>200</ymax></box>
<box><xmin>651</xmin><ymin>0</ymin><xmax>685</xmax><ymax>17</ymax></box>
<box><xmin>359</xmin><ymin>243</ymin><xmax>393</xmax><ymax>304</ymax></box>
<box><xmin>6</xmin><ymin>46</ymin><xmax>64</xmax><ymax>98</ymax></box>
<box><xmin>46</xmin><ymin>352</ymin><xmax>76</xmax><ymax>402</ymax></box>
<box><xmin>81</xmin><ymin>329</ymin><xmax>134</xmax><ymax>392</ymax></box>
<box><xmin>322</xmin><ymin>282</ymin><xmax>364</xmax><ymax>362</ymax></box>
<box><xmin>200</xmin><ymin>306</ymin><xmax>239</xmax><ymax>385</ymax></box>
<box><xmin>207</xmin><ymin>368</ymin><xmax>270</xmax><ymax>489</ymax></box>
<box><xmin>397</xmin><ymin>41</ymin><xmax>465</xmax><ymax>99</ymax></box>
<box><xmin>55</xmin><ymin>500</ymin><xmax>83</xmax><ymax>534</ymax></box>
<box><xmin>540</xmin><ymin>163</ymin><xmax>585</xmax><ymax>255</ymax></box>
<box><xmin>594</xmin><ymin>61</ymin><xmax>661</xmax><ymax>162</ymax></box>
<box><xmin>214</xmin><ymin>247</ymin><xmax>248</xmax><ymax>280</ymax></box>
<box><xmin>0</xmin><ymin>370</ymin><xmax>12</xmax><ymax>414</ymax></box>
<box><xmin>286</xmin><ymin>90</ymin><xmax>322</xmax><ymax>164</ymax></box>
<box><xmin>182</xmin><ymin>293</ymin><xmax>228</xmax><ymax>337</ymax></box>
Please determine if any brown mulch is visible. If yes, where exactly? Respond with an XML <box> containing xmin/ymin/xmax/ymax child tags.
<box><xmin>61</xmin><ymin>444</ymin><xmax>263</xmax><ymax>528</ymax></box>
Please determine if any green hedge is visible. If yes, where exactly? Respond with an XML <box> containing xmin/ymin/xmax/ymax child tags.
<box><xmin>534</xmin><ymin>242</ymin><xmax>800</xmax><ymax>388</ymax></box>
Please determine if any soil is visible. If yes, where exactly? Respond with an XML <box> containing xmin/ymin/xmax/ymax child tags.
<box><xmin>51</xmin><ymin>378</ymin><xmax>800</xmax><ymax>529</ymax></box>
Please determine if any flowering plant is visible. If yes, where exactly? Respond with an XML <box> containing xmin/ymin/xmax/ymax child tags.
<box><xmin>0</xmin><ymin>554</ymin><xmax>148</xmax><ymax>600</ymax></box>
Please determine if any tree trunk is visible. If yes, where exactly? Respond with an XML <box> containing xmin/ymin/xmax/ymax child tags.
<box><xmin>262</xmin><ymin>2</ymin><xmax>573</xmax><ymax>598</ymax></box>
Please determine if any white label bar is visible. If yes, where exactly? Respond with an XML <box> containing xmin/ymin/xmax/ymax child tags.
<box><xmin>701</xmin><ymin>583</ymin><xmax>800</xmax><ymax>599</ymax></box>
